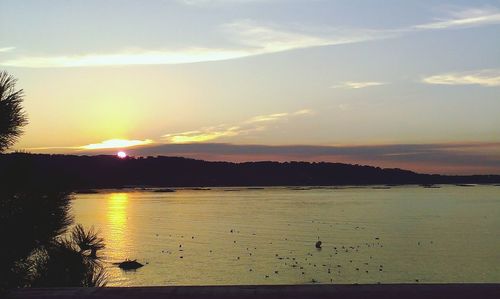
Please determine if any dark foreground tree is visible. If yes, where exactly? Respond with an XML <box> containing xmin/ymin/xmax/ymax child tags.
<box><xmin>0</xmin><ymin>71</ymin><xmax>28</xmax><ymax>152</ymax></box>
<box><xmin>0</xmin><ymin>71</ymin><xmax>106</xmax><ymax>291</ymax></box>
<box><xmin>31</xmin><ymin>225</ymin><xmax>107</xmax><ymax>287</ymax></box>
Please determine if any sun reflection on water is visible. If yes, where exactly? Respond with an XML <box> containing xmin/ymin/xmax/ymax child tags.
<box><xmin>106</xmin><ymin>193</ymin><xmax>129</xmax><ymax>261</ymax></box>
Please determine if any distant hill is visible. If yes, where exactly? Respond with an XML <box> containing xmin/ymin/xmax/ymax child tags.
<box><xmin>1</xmin><ymin>153</ymin><xmax>499</xmax><ymax>190</ymax></box>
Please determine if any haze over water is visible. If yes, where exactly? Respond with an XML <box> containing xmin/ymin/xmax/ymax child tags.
<box><xmin>72</xmin><ymin>186</ymin><xmax>500</xmax><ymax>286</ymax></box>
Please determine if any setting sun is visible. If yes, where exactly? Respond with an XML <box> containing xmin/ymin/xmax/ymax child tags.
<box><xmin>117</xmin><ymin>151</ymin><xmax>127</xmax><ymax>159</ymax></box>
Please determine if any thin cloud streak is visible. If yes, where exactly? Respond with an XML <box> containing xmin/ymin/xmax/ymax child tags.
<box><xmin>0</xmin><ymin>17</ymin><xmax>419</xmax><ymax>67</ymax></box>
<box><xmin>162</xmin><ymin>109</ymin><xmax>313</xmax><ymax>144</ymax></box>
<box><xmin>330</xmin><ymin>81</ymin><xmax>386</xmax><ymax>89</ymax></box>
<box><xmin>221</xmin><ymin>20</ymin><xmax>387</xmax><ymax>53</ymax></box>
<box><xmin>1</xmin><ymin>7</ymin><xmax>499</xmax><ymax>68</ymax></box>
<box><xmin>414</xmin><ymin>8</ymin><xmax>500</xmax><ymax>29</ymax></box>
<box><xmin>422</xmin><ymin>69</ymin><xmax>500</xmax><ymax>87</ymax></box>
<box><xmin>0</xmin><ymin>47</ymin><xmax>15</xmax><ymax>53</ymax></box>
<box><xmin>80</xmin><ymin>138</ymin><xmax>154</xmax><ymax>150</ymax></box>
<box><xmin>0</xmin><ymin>48</ymin><xmax>252</xmax><ymax>68</ymax></box>
<box><xmin>25</xmin><ymin>138</ymin><xmax>154</xmax><ymax>151</ymax></box>
<box><xmin>163</xmin><ymin>126</ymin><xmax>242</xmax><ymax>143</ymax></box>
<box><xmin>0</xmin><ymin>22</ymin><xmax>391</xmax><ymax>68</ymax></box>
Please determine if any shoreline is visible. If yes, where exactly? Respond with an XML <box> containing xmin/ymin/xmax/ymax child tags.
<box><xmin>73</xmin><ymin>183</ymin><xmax>500</xmax><ymax>194</ymax></box>
<box><xmin>7</xmin><ymin>284</ymin><xmax>500</xmax><ymax>299</ymax></box>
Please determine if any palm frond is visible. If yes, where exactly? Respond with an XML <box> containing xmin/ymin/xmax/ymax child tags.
<box><xmin>0</xmin><ymin>71</ymin><xmax>28</xmax><ymax>152</ymax></box>
<box><xmin>71</xmin><ymin>224</ymin><xmax>105</xmax><ymax>258</ymax></box>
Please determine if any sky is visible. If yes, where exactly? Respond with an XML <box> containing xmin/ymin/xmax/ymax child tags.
<box><xmin>1</xmin><ymin>0</ymin><xmax>499</xmax><ymax>174</ymax></box>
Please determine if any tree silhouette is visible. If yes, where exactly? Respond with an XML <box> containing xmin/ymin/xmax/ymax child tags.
<box><xmin>31</xmin><ymin>225</ymin><xmax>107</xmax><ymax>287</ymax></box>
<box><xmin>0</xmin><ymin>71</ymin><xmax>106</xmax><ymax>291</ymax></box>
<box><xmin>0</xmin><ymin>71</ymin><xmax>28</xmax><ymax>152</ymax></box>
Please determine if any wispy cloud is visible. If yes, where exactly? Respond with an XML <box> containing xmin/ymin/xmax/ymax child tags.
<box><xmin>0</xmin><ymin>47</ymin><xmax>15</xmax><ymax>53</ymax></box>
<box><xmin>221</xmin><ymin>20</ymin><xmax>386</xmax><ymax>53</ymax></box>
<box><xmin>330</xmin><ymin>81</ymin><xmax>386</xmax><ymax>89</ymax></box>
<box><xmin>422</xmin><ymin>69</ymin><xmax>500</xmax><ymax>87</ymax></box>
<box><xmin>162</xmin><ymin>127</ymin><xmax>242</xmax><ymax>143</ymax></box>
<box><xmin>162</xmin><ymin>109</ymin><xmax>312</xmax><ymax>143</ymax></box>
<box><xmin>0</xmin><ymin>22</ymin><xmax>391</xmax><ymax>68</ymax></box>
<box><xmin>24</xmin><ymin>138</ymin><xmax>154</xmax><ymax>152</ymax></box>
<box><xmin>28</xmin><ymin>139</ymin><xmax>153</xmax><ymax>151</ymax></box>
<box><xmin>2</xmin><ymin>7</ymin><xmax>500</xmax><ymax>68</ymax></box>
<box><xmin>80</xmin><ymin>139</ymin><xmax>153</xmax><ymax>150</ymax></box>
<box><xmin>414</xmin><ymin>7</ymin><xmax>500</xmax><ymax>30</ymax></box>
<box><xmin>0</xmin><ymin>48</ymin><xmax>252</xmax><ymax>68</ymax></box>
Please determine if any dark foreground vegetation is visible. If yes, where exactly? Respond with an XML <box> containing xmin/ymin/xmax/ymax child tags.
<box><xmin>0</xmin><ymin>71</ymin><xmax>106</xmax><ymax>292</ymax></box>
<box><xmin>1</xmin><ymin>153</ymin><xmax>499</xmax><ymax>189</ymax></box>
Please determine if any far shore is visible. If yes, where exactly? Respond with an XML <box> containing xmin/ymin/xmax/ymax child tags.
<box><xmin>73</xmin><ymin>183</ymin><xmax>500</xmax><ymax>194</ymax></box>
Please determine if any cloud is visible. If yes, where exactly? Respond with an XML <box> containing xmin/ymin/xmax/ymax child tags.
<box><xmin>422</xmin><ymin>69</ymin><xmax>500</xmax><ymax>87</ymax></box>
<box><xmin>80</xmin><ymin>139</ymin><xmax>153</xmax><ymax>150</ymax></box>
<box><xmin>245</xmin><ymin>113</ymin><xmax>288</xmax><ymax>123</ymax></box>
<box><xmin>162</xmin><ymin>109</ymin><xmax>312</xmax><ymax>143</ymax></box>
<box><xmin>414</xmin><ymin>7</ymin><xmax>500</xmax><ymax>30</ymax></box>
<box><xmin>221</xmin><ymin>20</ymin><xmax>385</xmax><ymax>53</ymax></box>
<box><xmin>0</xmin><ymin>47</ymin><xmax>15</xmax><ymax>53</ymax></box>
<box><xmin>162</xmin><ymin>127</ymin><xmax>242</xmax><ymax>143</ymax></box>
<box><xmin>23</xmin><ymin>110</ymin><xmax>312</xmax><ymax>151</ymax></box>
<box><xmin>2</xmin><ymin>7</ymin><xmax>500</xmax><ymax>68</ymax></box>
<box><xmin>330</xmin><ymin>81</ymin><xmax>386</xmax><ymax>89</ymax></box>
<box><xmin>292</xmin><ymin>109</ymin><xmax>314</xmax><ymax>116</ymax></box>
<box><xmin>24</xmin><ymin>138</ymin><xmax>154</xmax><ymax>152</ymax></box>
<box><xmin>0</xmin><ymin>48</ymin><xmax>252</xmax><ymax>68</ymax></box>
<box><xmin>0</xmin><ymin>22</ymin><xmax>392</xmax><ymax>68</ymax></box>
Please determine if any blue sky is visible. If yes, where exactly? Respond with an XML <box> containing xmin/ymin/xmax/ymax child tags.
<box><xmin>1</xmin><ymin>0</ymin><xmax>499</xmax><ymax>173</ymax></box>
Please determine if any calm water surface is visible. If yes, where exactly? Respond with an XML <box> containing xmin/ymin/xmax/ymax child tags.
<box><xmin>72</xmin><ymin>186</ymin><xmax>500</xmax><ymax>286</ymax></box>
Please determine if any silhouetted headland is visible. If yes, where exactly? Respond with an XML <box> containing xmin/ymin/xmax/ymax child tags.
<box><xmin>1</xmin><ymin>153</ymin><xmax>499</xmax><ymax>190</ymax></box>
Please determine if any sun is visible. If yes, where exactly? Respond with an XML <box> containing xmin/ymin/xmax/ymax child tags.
<box><xmin>117</xmin><ymin>151</ymin><xmax>127</xmax><ymax>159</ymax></box>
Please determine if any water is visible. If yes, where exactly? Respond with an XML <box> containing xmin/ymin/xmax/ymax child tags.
<box><xmin>71</xmin><ymin>185</ymin><xmax>500</xmax><ymax>286</ymax></box>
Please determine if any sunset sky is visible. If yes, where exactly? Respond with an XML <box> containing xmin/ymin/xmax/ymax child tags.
<box><xmin>1</xmin><ymin>0</ymin><xmax>499</xmax><ymax>174</ymax></box>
